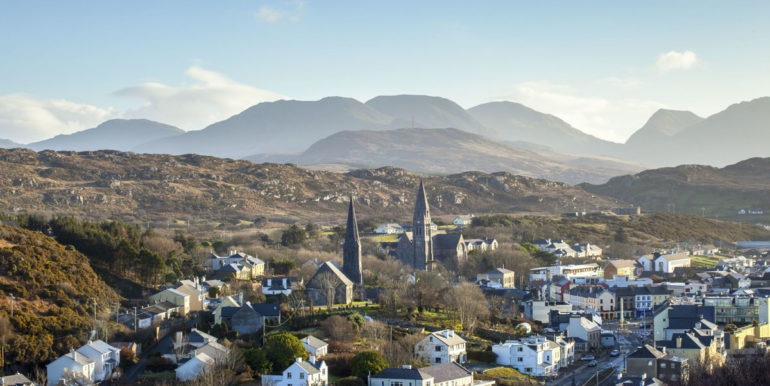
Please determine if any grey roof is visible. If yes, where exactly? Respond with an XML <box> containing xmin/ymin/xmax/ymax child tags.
<box><xmin>220</xmin><ymin>306</ymin><xmax>240</xmax><ymax>318</ymax></box>
<box><xmin>1</xmin><ymin>372</ymin><xmax>35</xmax><ymax>385</ymax></box>
<box><xmin>372</xmin><ymin>368</ymin><xmax>430</xmax><ymax>380</ymax></box>
<box><xmin>262</xmin><ymin>276</ymin><xmax>292</xmax><ymax>290</ymax></box>
<box><xmin>188</xmin><ymin>328</ymin><xmax>217</xmax><ymax>345</ymax></box>
<box><xmin>296</xmin><ymin>360</ymin><xmax>322</xmax><ymax>375</ymax></box>
<box><xmin>606</xmin><ymin>259</ymin><xmax>637</xmax><ymax>269</ymax></box>
<box><xmin>310</xmin><ymin>261</ymin><xmax>354</xmax><ymax>286</ymax></box>
<box><xmin>627</xmin><ymin>345</ymin><xmax>666</xmax><ymax>359</ymax></box>
<box><xmin>433</xmin><ymin>233</ymin><xmax>464</xmax><ymax>250</ymax></box>
<box><xmin>658</xmin><ymin>333</ymin><xmax>707</xmax><ymax>350</ymax></box>
<box><xmin>251</xmin><ymin>303</ymin><xmax>281</xmax><ymax>318</ymax></box>
<box><xmin>488</xmin><ymin>267</ymin><xmax>514</xmax><ymax>275</ymax></box>
<box><xmin>430</xmin><ymin>330</ymin><xmax>466</xmax><ymax>346</ymax></box>
<box><xmin>420</xmin><ymin>362</ymin><xmax>472</xmax><ymax>383</ymax></box>
<box><xmin>302</xmin><ymin>335</ymin><xmax>328</xmax><ymax>350</ymax></box>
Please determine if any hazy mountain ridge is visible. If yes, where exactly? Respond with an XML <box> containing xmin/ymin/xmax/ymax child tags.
<box><xmin>580</xmin><ymin>157</ymin><xmax>770</xmax><ymax>223</ymax></box>
<box><xmin>28</xmin><ymin>119</ymin><xmax>184</xmax><ymax>151</ymax></box>
<box><xmin>624</xmin><ymin>109</ymin><xmax>703</xmax><ymax>147</ymax></box>
<box><xmin>248</xmin><ymin>127</ymin><xmax>645</xmax><ymax>184</ymax></box>
<box><xmin>0</xmin><ymin>148</ymin><xmax>625</xmax><ymax>224</ymax></box>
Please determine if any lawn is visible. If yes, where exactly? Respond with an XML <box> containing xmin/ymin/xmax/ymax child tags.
<box><xmin>691</xmin><ymin>255</ymin><xmax>719</xmax><ymax>268</ymax></box>
<box><xmin>484</xmin><ymin>367</ymin><xmax>529</xmax><ymax>378</ymax></box>
<box><xmin>366</xmin><ymin>234</ymin><xmax>398</xmax><ymax>242</ymax></box>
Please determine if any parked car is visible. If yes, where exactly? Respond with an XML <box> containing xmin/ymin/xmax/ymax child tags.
<box><xmin>610</xmin><ymin>349</ymin><xmax>620</xmax><ymax>357</ymax></box>
<box><xmin>588</xmin><ymin>360</ymin><xmax>597</xmax><ymax>367</ymax></box>
<box><xmin>581</xmin><ymin>355</ymin><xmax>596</xmax><ymax>361</ymax></box>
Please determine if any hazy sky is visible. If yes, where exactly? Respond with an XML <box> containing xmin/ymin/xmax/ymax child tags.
<box><xmin>1</xmin><ymin>1</ymin><xmax>768</xmax><ymax>143</ymax></box>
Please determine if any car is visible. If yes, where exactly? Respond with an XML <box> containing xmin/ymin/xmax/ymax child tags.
<box><xmin>588</xmin><ymin>360</ymin><xmax>597</xmax><ymax>367</ymax></box>
<box><xmin>610</xmin><ymin>349</ymin><xmax>620</xmax><ymax>357</ymax></box>
<box><xmin>581</xmin><ymin>355</ymin><xmax>596</xmax><ymax>361</ymax></box>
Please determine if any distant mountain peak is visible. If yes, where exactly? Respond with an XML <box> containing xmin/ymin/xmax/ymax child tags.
<box><xmin>28</xmin><ymin>118</ymin><xmax>183</xmax><ymax>152</ymax></box>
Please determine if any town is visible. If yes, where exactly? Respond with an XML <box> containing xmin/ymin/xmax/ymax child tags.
<box><xmin>2</xmin><ymin>180</ymin><xmax>770</xmax><ymax>386</ymax></box>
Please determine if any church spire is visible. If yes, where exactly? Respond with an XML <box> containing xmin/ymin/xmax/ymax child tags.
<box><xmin>412</xmin><ymin>180</ymin><xmax>434</xmax><ymax>271</ymax></box>
<box><xmin>342</xmin><ymin>195</ymin><xmax>364</xmax><ymax>293</ymax></box>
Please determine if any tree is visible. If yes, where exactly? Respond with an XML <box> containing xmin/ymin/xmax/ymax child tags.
<box><xmin>321</xmin><ymin>315</ymin><xmax>356</xmax><ymax>343</ymax></box>
<box><xmin>444</xmin><ymin>282</ymin><xmax>490</xmax><ymax>334</ymax></box>
<box><xmin>208</xmin><ymin>286</ymin><xmax>220</xmax><ymax>298</ymax></box>
<box><xmin>350</xmin><ymin>351</ymin><xmax>389</xmax><ymax>378</ymax></box>
<box><xmin>281</xmin><ymin>225</ymin><xmax>307</xmax><ymax>247</ymax></box>
<box><xmin>265</xmin><ymin>332</ymin><xmax>308</xmax><ymax>370</ymax></box>
<box><xmin>242</xmin><ymin>347</ymin><xmax>273</xmax><ymax>376</ymax></box>
<box><xmin>312</xmin><ymin>271</ymin><xmax>339</xmax><ymax>310</ymax></box>
<box><xmin>614</xmin><ymin>227</ymin><xmax>629</xmax><ymax>243</ymax></box>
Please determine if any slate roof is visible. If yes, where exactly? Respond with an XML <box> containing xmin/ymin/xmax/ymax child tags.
<box><xmin>433</xmin><ymin>233</ymin><xmax>464</xmax><ymax>250</ymax></box>
<box><xmin>310</xmin><ymin>261</ymin><xmax>354</xmax><ymax>286</ymax></box>
<box><xmin>419</xmin><ymin>362</ymin><xmax>472</xmax><ymax>383</ymax></box>
<box><xmin>262</xmin><ymin>277</ymin><xmax>292</xmax><ymax>290</ymax></box>
<box><xmin>188</xmin><ymin>328</ymin><xmax>217</xmax><ymax>346</ymax></box>
<box><xmin>488</xmin><ymin>267</ymin><xmax>514</xmax><ymax>275</ymax></box>
<box><xmin>372</xmin><ymin>368</ymin><xmax>430</xmax><ymax>380</ymax></box>
<box><xmin>220</xmin><ymin>306</ymin><xmax>240</xmax><ymax>318</ymax></box>
<box><xmin>301</xmin><ymin>335</ymin><xmax>328</xmax><ymax>350</ymax></box>
<box><xmin>430</xmin><ymin>330</ymin><xmax>466</xmax><ymax>346</ymax></box>
<box><xmin>607</xmin><ymin>259</ymin><xmax>637</xmax><ymax>269</ymax></box>
<box><xmin>251</xmin><ymin>303</ymin><xmax>281</xmax><ymax>318</ymax></box>
<box><xmin>49</xmin><ymin>350</ymin><xmax>94</xmax><ymax>368</ymax></box>
<box><xmin>658</xmin><ymin>333</ymin><xmax>707</xmax><ymax>350</ymax></box>
<box><xmin>1</xmin><ymin>372</ymin><xmax>35</xmax><ymax>385</ymax></box>
<box><xmin>627</xmin><ymin>344</ymin><xmax>666</xmax><ymax>359</ymax></box>
<box><xmin>296</xmin><ymin>360</ymin><xmax>323</xmax><ymax>375</ymax></box>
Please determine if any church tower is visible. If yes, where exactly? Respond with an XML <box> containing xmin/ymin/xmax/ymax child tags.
<box><xmin>342</xmin><ymin>196</ymin><xmax>364</xmax><ymax>293</ymax></box>
<box><xmin>412</xmin><ymin>180</ymin><xmax>435</xmax><ymax>271</ymax></box>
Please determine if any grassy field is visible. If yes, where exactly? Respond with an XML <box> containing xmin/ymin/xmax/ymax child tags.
<box><xmin>365</xmin><ymin>234</ymin><xmax>399</xmax><ymax>242</ymax></box>
<box><xmin>484</xmin><ymin>367</ymin><xmax>529</xmax><ymax>378</ymax></box>
<box><xmin>691</xmin><ymin>255</ymin><xmax>720</xmax><ymax>268</ymax></box>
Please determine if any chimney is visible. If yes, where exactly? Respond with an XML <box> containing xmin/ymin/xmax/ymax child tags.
<box><xmin>267</xmin><ymin>279</ymin><xmax>272</xmax><ymax>287</ymax></box>
<box><xmin>309</xmin><ymin>355</ymin><xmax>316</xmax><ymax>364</ymax></box>
<box><xmin>283</xmin><ymin>277</ymin><xmax>288</xmax><ymax>287</ymax></box>
<box><xmin>676</xmin><ymin>337</ymin><xmax>682</xmax><ymax>348</ymax></box>
<box><xmin>402</xmin><ymin>365</ymin><xmax>412</xmax><ymax>369</ymax></box>
<box><xmin>176</xmin><ymin>331</ymin><xmax>183</xmax><ymax>345</ymax></box>
<box><xmin>296</xmin><ymin>357</ymin><xmax>303</xmax><ymax>363</ymax></box>
<box><xmin>70</xmin><ymin>348</ymin><xmax>76</xmax><ymax>359</ymax></box>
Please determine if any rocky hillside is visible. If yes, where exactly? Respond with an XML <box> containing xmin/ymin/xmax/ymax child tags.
<box><xmin>0</xmin><ymin>225</ymin><xmax>120</xmax><ymax>365</ymax></box>
<box><xmin>0</xmin><ymin>149</ymin><xmax>625</xmax><ymax>225</ymax></box>
<box><xmin>581</xmin><ymin>157</ymin><xmax>770</xmax><ymax>223</ymax></box>
<box><xmin>249</xmin><ymin>128</ymin><xmax>644</xmax><ymax>184</ymax></box>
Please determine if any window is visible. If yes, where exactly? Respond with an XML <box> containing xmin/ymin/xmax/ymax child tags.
<box><xmin>436</xmin><ymin>346</ymin><xmax>442</xmax><ymax>351</ymax></box>
<box><xmin>300</xmin><ymin>373</ymin><xmax>305</xmax><ymax>379</ymax></box>
<box><xmin>518</xmin><ymin>357</ymin><xmax>523</xmax><ymax>362</ymax></box>
<box><xmin>392</xmin><ymin>382</ymin><xmax>404</xmax><ymax>386</ymax></box>
<box><xmin>518</xmin><ymin>347</ymin><xmax>523</xmax><ymax>352</ymax></box>
<box><xmin>430</xmin><ymin>337</ymin><xmax>433</xmax><ymax>342</ymax></box>
<box><xmin>436</xmin><ymin>357</ymin><xmax>441</xmax><ymax>363</ymax></box>
<box><xmin>288</xmin><ymin>372</ymin><xmax>292</xmax><ymax>379</ymax></box>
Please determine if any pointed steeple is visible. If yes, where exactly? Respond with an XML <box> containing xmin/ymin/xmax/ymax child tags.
<box><xmin>342</xmin><ymin>195</ymin><xmax>363</xmax><ymax>291</ymax></box>
<box><xmin>412</xmin><ymin>180</ymin><xmax>434</xmax><ymax>271</ymax></box>
<box><xmin>345</xmin><ymin>195</ymin><xmax>360</xmax><ymax>244</ymax></box>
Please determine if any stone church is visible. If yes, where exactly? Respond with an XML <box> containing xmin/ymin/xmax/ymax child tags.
<box><xmin>395</xmin><ymin>181</ymin><xmax>468</xmax><ymax>271</ymax></box>
<box><xmin>306</xmin><ymin>196</ymin><xmax>364</xmax><ymax>305</ymax></box>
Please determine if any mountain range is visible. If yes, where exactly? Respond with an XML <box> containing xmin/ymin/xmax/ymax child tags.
<box><xmin>581</xmin><ymin>157</ymin><xmax>770</xmax><ymax>223</ymax></box>
<box><xmin>247</xmin><ymin>127</ymin><xmax>644</xmax><ymax>184</ymax></box>
<box><xmin>3</xmin><ymin>94</ymin><xmax>769</xmax><ymax>180</ymax></box>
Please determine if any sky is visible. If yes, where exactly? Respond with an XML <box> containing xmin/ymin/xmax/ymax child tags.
<box><xmin>0</xmin><ymin>1</ymin><xmax>768</xmax><ymax>144</ymax></box>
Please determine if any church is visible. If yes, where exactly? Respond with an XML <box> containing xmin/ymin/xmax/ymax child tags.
<box><xmin>305</xmin><ymin>196</ymin><xmax>364</xmax><ymax>306</ymax></box>
<box><xmin>395</xmin><ymin>181</ymin><xmax>469</xmax><ymax>271</ymax></box>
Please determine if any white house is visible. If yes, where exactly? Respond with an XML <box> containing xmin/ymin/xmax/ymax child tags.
<box><xmin>552</xmin><ymin>335</ymin><xmax>575</xmax><ymax>368</ymax></box>
<box><xmin>415</xmin><ymin>330</ymin><xmax>467</xmax><ymax>364</ymax></box>
<box><xmin>175</xmin><ymin>352</ymin><xmax>215</xmax><ymax>382</ymax></box>
<box><xmin>653</xmin><ymin>253</ymin><xmax>691</xmax><ymax>273</ymax></box>
<box><xmin>637</xmin><ymin>255</ymin><xmax>655</xmax><ymax>272</ymax></box>
<box><xmin>453</xmin><ymin>215</ymin><xmax>475</xmax><ymax>226</ymax></box>
<box><xmin>374</xmin><ymin>223</ymin><xmax>405</xmax><ymax>234</ymax></box>
<box><xmin>263</xmin><ymin>277</ymin><xmax>293</xmax><ymax>296</ymax></box>
<box><xmin>262</xmin><ymin>356</ymin><xmax>328</xmax><ymax>386</ymax></box>
<box><xmin>46</xmin><ymin>350</ymin><xmax>95</xmax><ymax>386</ymax></box>
<box><xmin>76</xmin><ymin>340</ymin><xmax>121</xmax><ymax>382</ymax></box>
<box><xmin>0</xmin><ymin>372</ymin><xmax>35</xmax><ymax>386</ymax></box>
<box><xmin>492</xmin><ymin>335</ymin><xmax>561</xmax><ymax>376</ymax></box>
<box><xmin>301</xmin><ymin>335</ymin><xmax>328</xmax><ymax>357</ymax></box>
<box><xmin>567</xmin><ymin>316</ymin><xmax>601</xmax><ymax>350</ymax></box>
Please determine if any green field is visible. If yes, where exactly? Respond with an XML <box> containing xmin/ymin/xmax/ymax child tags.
<box><xmin>691</xmin><ymin>255</ymin><xmax>720</xmax><ymax>268</ymax></box>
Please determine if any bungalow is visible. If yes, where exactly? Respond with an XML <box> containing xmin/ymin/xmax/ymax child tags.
<box><xmin>453</xmin><ymin>215</ymin><xmax>475</xmax><ymax>226</ymax></box>
<box><xmin>263</xmin><ymin>276</ymin><xmax>293</xmax><ymax>296</ymax></box>
<box><xmin>176</xmin><ymin>352</ymin><xmax>215</xmax><ymax>382</ymax></box>
<box><xmin>301</xmin><ymin>335</ymin><xmax>329</xmax><ymax>357</ymax></box>
<box><xmin>653</xmin><ymin>252</ymin><xmax>691</xmax><ymax>273</ymax></box>
<box><xmin>374</xmin><ymin>223</ymin><xmax>405</xmax><ymax>234</ymax></box>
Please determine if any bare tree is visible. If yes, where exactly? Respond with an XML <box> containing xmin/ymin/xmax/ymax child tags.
<box><xmin>311</xmin><ymin>271</ymin><xmax>339</xmax><ymax>310</ymax></box>
<box><xmin>321</xmin><ymin>315</ymin><xmax>356</xmax><ymax>343</ymax></box>
<box><xmin>444</xmin><ymin>282</ymin><xmax>490</xmax><ymax>334</ymax></box>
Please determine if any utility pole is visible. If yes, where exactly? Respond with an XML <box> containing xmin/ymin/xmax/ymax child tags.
<box><xmin>134</xmin><ymin>306</ymin><xmax>137</xmax><ymax>333</ymax></box>
<box><xmin>8</xmin><ymin>294</ymin><xmax>14</xmax><ymax>318</ymax></box>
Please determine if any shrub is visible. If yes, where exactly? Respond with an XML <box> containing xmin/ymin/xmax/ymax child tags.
<box><xmin>468</xmin><ymin>350</ymin><xmax>498</xmax><ymax>363</ymax></box>
<box><xmin>350</xmin><ymin>351</ymin><xmax>389</xmax><ymax>378</ymax></box>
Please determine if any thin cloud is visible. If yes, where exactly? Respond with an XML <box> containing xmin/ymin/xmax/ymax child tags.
<box><xmin>0</xmin><ymin>94</ymin><xmax>115</xmax><ymax>143</ymax></box>
<box><xmin>255</xmin><ymin>1</ymin><xmax>306</xmax><ymax>23</ymax></box>
<box><xmin>115</xmin><ymin>66</ymin><xmax>288</xmax><ymax>131</ymax></box>
<box><xmin>508</xmin><ymin>80</ymin><xmax>665</xmax><ymax>142</ymax></box>
<box><xmin>656</xmin><ymin>50</ymin><xmax>698</xmax><ymax>72</ymax></box>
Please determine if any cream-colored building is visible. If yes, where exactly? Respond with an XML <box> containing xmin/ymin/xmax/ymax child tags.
<box><xmin>149</xmin><ymin>288</ymin><xmax>190</xmax><ymax>315</ymax></box>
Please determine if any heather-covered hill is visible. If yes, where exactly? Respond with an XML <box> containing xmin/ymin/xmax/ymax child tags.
<box><xmin>0</xmin><ymin>225</ymin><xmax>120</xmax><ymax>365</ymax></box>
<box><xmin>0</xmin><ymin>148</ymin><xmax>625</xmax><ymax>225</ymax></box>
